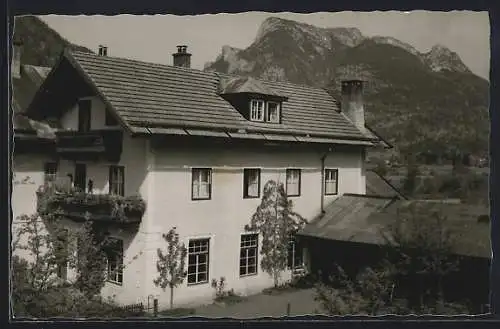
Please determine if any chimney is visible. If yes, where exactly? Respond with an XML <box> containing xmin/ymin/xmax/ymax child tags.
<box><xmin>12</xmin><ymin>40</ymin><xmax>22</xmax><ymax>79</ymax></box>
<box><xmin>172</xmin><ymin>45</ymin><xmax>191</xmax><ymax>68</ymax></box>
<box><xmin>98</xmin><ymin>45</ymin><xmax>108</xmax><ymax>56</ymax></box>
<box><xmin>341</xmin><ymin>79</ymin><xmax>365</xmax><ymax>131</ymax></box>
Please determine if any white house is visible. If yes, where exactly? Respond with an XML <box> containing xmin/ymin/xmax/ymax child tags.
<box><xmin>12</xmin><ymin>44</ymin><xmax>388</xmax><ymax>308</ymax></box>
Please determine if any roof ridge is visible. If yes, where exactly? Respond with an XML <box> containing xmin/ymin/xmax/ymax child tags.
<box><xmin>216</xmin><ymin>71</ymin><xmax>332</xmax><ymax>92</ymax></box>
<box><xmin>70</xmin><ymin>50</ymin><xmax>331</xmax><ymax>93</ymax></box>
<box><xmin>70</xmin><ymin>50</ymin><xmax>218</xmax><ymax>76</ymax></box>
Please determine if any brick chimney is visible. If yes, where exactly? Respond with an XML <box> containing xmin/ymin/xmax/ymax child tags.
<box><xmin>12</xmin><ymin>40</ymin><xmax>22</xmax><ymax>79</ymax></box>
<box><xmin>341</xmin><ymin>79</ymin><xmax>365</xmax><ymax>131</ymax></box>
<box><xmin>173</xmin><ymin>45</ymin><xmax>191</xmax><ymax>68</ymax></box>
<box><xmin>98</xmin><ymin>45</ymin><xmax>108</xmax><ymax>56</ymax></box>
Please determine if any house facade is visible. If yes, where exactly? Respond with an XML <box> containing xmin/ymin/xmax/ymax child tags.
<box><xmin>12</xmin><ymin>44</ymin><xmax>385</xmax><ymax>307</ymax></box>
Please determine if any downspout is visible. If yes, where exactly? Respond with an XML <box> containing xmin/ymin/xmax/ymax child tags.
<box><xmin>320</xmin><ymin>147</ymin><xmax>333</xmax><ymax>214</ymax></box>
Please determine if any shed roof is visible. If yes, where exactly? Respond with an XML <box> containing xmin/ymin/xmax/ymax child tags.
<box><xmin>298</xmin><ymin>196</ymin><xmax>491</xmax><ymax>259</ymax></box>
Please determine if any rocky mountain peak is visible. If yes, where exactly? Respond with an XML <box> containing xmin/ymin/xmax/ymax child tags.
<box><xmin>254</xmin><ymin>16</ymin><xmax>365</xmax><ymax>49</ymax></box>
<box><xmin>424</xmin><ymin>44</ymin><xmax>470</xmax><ymax>73</ymax></box>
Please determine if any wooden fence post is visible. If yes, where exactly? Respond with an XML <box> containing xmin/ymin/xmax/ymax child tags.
<box><xmin>154</xmin><ymin>298</ymin><xmax>158</xmax><ymax>317</ymax></box>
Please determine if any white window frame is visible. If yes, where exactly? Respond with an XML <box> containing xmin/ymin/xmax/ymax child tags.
<box><xmin>105</xmin><ymin>238</ymin><xmax>124</xmax><ymax>285</ymax></box>
<box><xmin>240</xmin><ymin>234</ymin><xmax>259</xmax><ymax>277</ymax></box>
<box><xmin>243</xmin><ymin>168</ymin><xmax>261</xmax><ymax>199</ymax></box>
<box><xmin>286</xmin><ymin>169</ymin><xmax>301</xmax><ymax>197</ymax></box>
<box><xmin>109</xmin><ymin>165</ymin><xmax>125</xmax><ymax>196</ymax></box>
<box><xmin>266</xmin><ymin>101</ymin><xmax>281</xmax><ymax>123</ymax></box>
<box><xmin>325</xmin><ymin>168</ymin><xmax>339</xmax><ymax>196</ymax></box>
<box><xmin>192</xmin><ymin>168</ymin><xmax>212</xmax><ymax>200</ymax></box>
<box><xmin>187</xmin><ymin>238</ymin><xmax>210</xmax><ymax>285</ymax></box>
<box><xmin>250</xmin><ymin>99</ymin><xmax>265</xmax><ymax>122</ymax></box>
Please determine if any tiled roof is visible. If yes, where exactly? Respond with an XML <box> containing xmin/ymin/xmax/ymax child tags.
<box><xmin>299</xmin><ymin>196</ymin><xmax>490</xmax><ymax>259</ymax></box>
<box><xmin>219</xmin><ymin>76</ymin><xmax>285</xmax><ymax>97</ymax></box>
<box><xmin>68</xmin><ymin>51</ymin><xmax>373</xmax><ymax>142</ymax></box>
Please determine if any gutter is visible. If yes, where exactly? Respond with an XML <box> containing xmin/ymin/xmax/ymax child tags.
<box><xmin>320</xmin><ymin>147</ymin><xmax>333</xmax><ymax>214</ymax></box>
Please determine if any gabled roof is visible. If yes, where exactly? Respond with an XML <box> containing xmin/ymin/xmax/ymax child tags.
<box><xmin>299</xmin><ymin>196</ymin><xmax>490</xmax><ymax>259</ymax></box>
<box><xmin>12</xmin><ymin>64</ymin><xmax>55</xmax><ymax>138</ymax></box>
<box><xmin>28</xmin><ymin>50</ymin><xmax>381</xmax><ymax>146</ymax></box>
<box><xmin>219</xmin><ymin>76</ymin><xmax>286</xmax><ymax>98</ymax></box>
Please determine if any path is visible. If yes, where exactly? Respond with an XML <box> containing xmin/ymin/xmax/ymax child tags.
<box><xmin>194</xmin><ymin>288</ymin><xmax>323</xmax><ymax>319</ymax></box>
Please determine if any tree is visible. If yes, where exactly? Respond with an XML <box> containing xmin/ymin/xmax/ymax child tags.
<box><xmin>11</xmin><ymin>210</ymin><xmax>116</xmax><ymax>316</ymax></box>
<box><xmin>12</xmin><ymin>213</ymin><xmax>70</xmax><ymax>295</ymax></box>
<box><xmin>314</xmin><ymin>203</ymin><xmax>464</xmax><ymax>315</ymax></box>
<box><xmin>245</xmin><ymin>180</ymin><xmax>307</xmax><ymax>287</ymax></box>
<box><xmin>72</xmin><ymin>218</ymin><xmax>111</xmax><ymax>298</ymax></box>
<box><xmin>154</xmin><ymin>227</ymin><xmax>188</xmax><ymax>309</ymax></box>
<box><xmin>383</xmin><ymin>204</ymin><xmax>459</xmax><ymax>311</ymax></box>
<box><xmin>314</xmin><ymin>264</ymin><xmax>394</xmax><ymax>315</ymax></box>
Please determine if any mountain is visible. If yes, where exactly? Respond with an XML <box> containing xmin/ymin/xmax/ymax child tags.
<box><xmin>13</xmin><ymin>16</ymin><xmax>94</xmax><ymax>67</ymax></box>
<box><xmin>205</xmin><ymin>17</ymin><xmax>489</xmax><ymax>159</ymax></box>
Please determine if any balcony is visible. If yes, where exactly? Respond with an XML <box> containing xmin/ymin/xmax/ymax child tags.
<box><xmin>36</xmin><ymin>184</ymin><xmax>146</xmax><ymax>225</ymax></box>
<box><xmin>55</xmin><ymin>129</ymin><xmax>123</xmax><ymax>162</ymax></box>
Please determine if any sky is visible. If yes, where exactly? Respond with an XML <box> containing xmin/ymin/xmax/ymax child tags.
<box><xmin>39</xmin><ymin>11</ymin><xmax>490</xmax><ymax>80</ymax></box>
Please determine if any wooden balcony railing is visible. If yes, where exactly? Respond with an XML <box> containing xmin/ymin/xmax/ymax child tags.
<box><xmin>36</xmin><ymin>183</ymin><xmax>146</xmax><ymax>225</ymax></box>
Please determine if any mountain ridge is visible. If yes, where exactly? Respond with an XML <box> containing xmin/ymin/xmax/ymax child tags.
<box><xmin>13</xmin><ymin>16</ymin><xmax>94</xmax><ymax>68</ymax></box>
<box><xmin>204</xmin><ymin>16</ymin><xmax>489</xmax><ymax>159</ymax></box>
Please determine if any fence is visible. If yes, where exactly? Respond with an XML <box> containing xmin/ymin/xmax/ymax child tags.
<box><xmin>119</xmin><ymin>302</ymin><xmax>145</xmax><ymax>314</ymax></box>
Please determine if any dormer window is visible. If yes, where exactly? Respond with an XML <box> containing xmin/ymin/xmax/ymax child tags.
<box><xmin>266</xmin><ymin>102</ymin><xmax>280</xmax><ymax>123</ymax></box>
<box><xmin>250</xmin><ymin>99</ymin><xmax>265</xmax><ymax>122</ymax></box>
<box><xmin>250</xmin><ymin>99</ymin><xmax>281</xmax><ymax>123</ymax></box>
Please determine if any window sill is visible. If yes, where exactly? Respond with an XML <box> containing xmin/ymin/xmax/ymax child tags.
<box><xmin>192</xmin><ymin>197</ymin><xmax>212</xmax><ymax>201</ymax></box>
<box><xmin>287</xmin><ymin>194</ymin><xmax>301</xmax><ymax>198</ymax></box>
<box><xmin>243</xmin><ymin>195</ymin><xmax>260</xmax><ymax>199</ymax></box>
<box><xmin>187</xmin><ymin>280</ymin><xmax>209</xmax><ymax>287</ymax></box>
<box><xmin>324</xmin><ymin>193</ymin><xmax>338</xmax><ymax>196</ymax></box>
<box><xmin>239</xmin><ymin>272</ymin><xmax>258</xmax><ymax>278</ymax></box>
<box><xmin>106</xmin><ymin>279</ymin><xmax>123</xmax><ymax>286</ymax></box>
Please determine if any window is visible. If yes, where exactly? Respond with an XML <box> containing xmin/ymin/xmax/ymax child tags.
<box><xmin>105</xmin><ymin>238</ymin><xmax>123</xmax><ymax>284</ymax></box>
<box><xmin>243</xmin><ymin>169</ymin><xmax>261</xmax><ymax>198</ymax></box>
<box><xmin>109</xmin><ymin>165</ymin><xmax>125</xmax><ymax>196</ymax></box>
<box><xmin>44</xmin><ymin>162</ymin><xmax>58</xmax><ymax>185</ymax></box>
<box><xmin>78</xmin><ymin>99</ymin><xmax>91</xmax><ymax>132</ymax></box>
<box><xmin>286</xmin><ymin>169</ymin><xmax>301</xmax><ymax>197</ymax></box>
<box><xmin>240</xmin><ymin>234</ymin><xmax>258</xmax><ymax>276</ymax></box>
<box><xmin>325</xmin><ymin>169</ymin><xmax>339</xmax><ymax>195</ymax></box>
<box><xmin>192</xmin><ymin>168</ymin><xmax>211</xmax><ymax>200</ymax></box>
<box><xmin>250</xmin><ymin>99</ymin><xmax>265</xmax><ymax>121</ymax></box>
<box><xmin>287</xmin><ymin>236</ymin><xmax>303</xmax><ymax>270</ymax></box>
<box><xmin>74</xmin><ymin>163</ymin><xmax>87</xmax><ymax>192</ymax></box>
<box><xmin>56</xmin><ymin>229</ymin><xmax>69</xmax><ymax>280</ymax></box>
<box><xmin>187</xmin><ymin>239</ymin><xmax>210</xmax><ymax>284</ymax></box>
<box><xmin>105</xmin><ymin>108</ymin><xmax>118</xmax><ymax>126</ymax></box>
<box><xmin>266</xmin><ymin>102</ymin><xmax>280</xmax><ymax>123</ymax></box>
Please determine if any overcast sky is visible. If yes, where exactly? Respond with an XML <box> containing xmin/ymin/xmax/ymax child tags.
<box><xmin>39</xmin><ymin>11</ymin><xmax>490</xmax><ymax>79</ymax></box>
